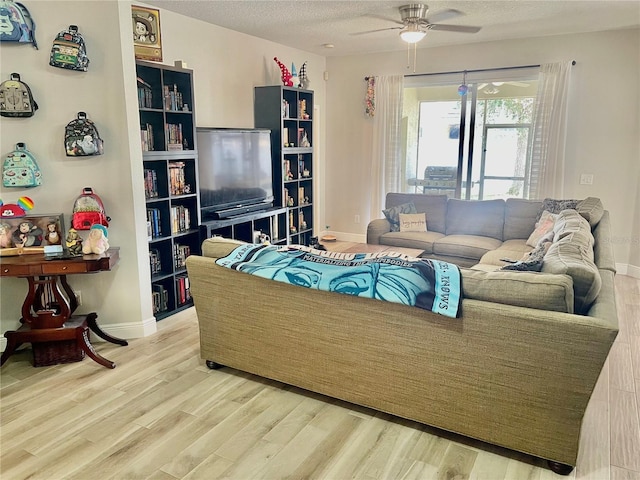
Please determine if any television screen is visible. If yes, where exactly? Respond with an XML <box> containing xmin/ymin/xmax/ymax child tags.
<box><xmin>197</xmin><ymin>128</ymin><xmax>274</xmax><ymax>218</ymax></box>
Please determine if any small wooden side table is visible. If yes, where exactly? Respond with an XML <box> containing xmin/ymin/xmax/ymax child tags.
<box><xmin>0</xmin><ymin>248</ymin><xmax>127</xmax><ymax>368</ymax></box>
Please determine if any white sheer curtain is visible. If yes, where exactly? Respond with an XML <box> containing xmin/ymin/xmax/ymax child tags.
<box><xmin>528</xmin><ymin>61</ymin><xmax>573</xmax><ymax>199</ymax></box>
<box><xmin>370</xmin><ymin>75</ymin><xmax>404</xmax><ymax>220</ymax></box>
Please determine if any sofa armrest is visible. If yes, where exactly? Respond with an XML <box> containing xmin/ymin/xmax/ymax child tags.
<box><xmin>367</xmin><ymin>218</ymin><xmax>391</xmax><ymax>244</ymax></box>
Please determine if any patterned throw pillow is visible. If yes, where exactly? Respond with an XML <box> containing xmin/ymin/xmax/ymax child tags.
<box><xmin>399</xmin><ymin>213</ymin><xmax>427</xmax><ymax>232</ymax></box>
<box><xmin>536</xmin><ymin>198</ymin><xmax>580</xmax><ymax>221</ymax></box>
<box><xmin>383</xmin><ymin>202</ymin><xmax>417</xmax><ymax>232</ymax></box>
<box><xmin>526</xmin><ymin>210</ymin><xmax>557</xmax><ymax>247</ymax></box>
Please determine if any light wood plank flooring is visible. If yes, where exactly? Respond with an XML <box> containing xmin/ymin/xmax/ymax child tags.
<box><xmin>1</xmin><ymin>249</ymin><xmax>638</xmax><ymax>479</ymax></box>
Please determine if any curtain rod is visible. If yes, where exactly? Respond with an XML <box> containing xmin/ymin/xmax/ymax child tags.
<box><xmin>364</xmin><ymin>61</ymin><xmax>576</xmax><ymax>80</ymax></box>
<box><xmin>404</xmin><ymin>61</ymin><xmax>576</xmax><ymax>78</ymax></box>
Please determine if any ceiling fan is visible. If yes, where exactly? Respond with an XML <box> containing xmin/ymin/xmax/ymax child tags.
<box><xmin>351</xmin><ymin>3</ymin><xmax>482</xmax><ymax>44</ymax></box>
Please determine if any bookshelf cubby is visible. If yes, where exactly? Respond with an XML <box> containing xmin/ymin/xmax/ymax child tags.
<box><xmin>136</xmin><ymin>60</ymin><xmax>200</xmax><ymax>320</ymax></box>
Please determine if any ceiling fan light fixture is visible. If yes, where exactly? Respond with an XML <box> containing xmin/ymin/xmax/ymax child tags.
<box><xmin>400</xmin><ymin>27</ymin><xmax>426</xmax><ymax>43</ymax></box>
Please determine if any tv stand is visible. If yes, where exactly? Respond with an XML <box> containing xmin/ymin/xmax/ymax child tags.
<box><xmin>200</xmin><ymin>207</ymin><xmax>288</xmax><ymax>245</ymax></box>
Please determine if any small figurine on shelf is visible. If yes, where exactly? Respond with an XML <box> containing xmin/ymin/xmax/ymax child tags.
<box><xmin>287</xmin><ymin>197</ymin><xmax>294</xmax><ymax>207</ymax></box>
<box><xmin>299</xmin><ymin>62</ymin><xmax>310</xmax><ymax>90</ymax></box>
<box><xmin>273</xmin><ymin>57</ymin><xmax>293</xmax><ymax>87</ymax></box>
<box><xmin>44</xmin><ymin>222</ymin><xmax>62</xmax><ymax>245</ymax></box>
<box><xmin>12</xmin><ymin>220</ymin><xmax>43</xmax><ymax>248</ymax></box>
<box><xmin>290</xmin><ymin>63</ymin><xmax>300</xmax><ymax>88</ymax></box>
<box><xmin>66</xmin><ymin>228</ymin><xmax>83</xmax><ymax>256</ymax></box>
<box><xmin>82</xmin><ymin>224</ymin><xmax>109</xmax><ymax>255</ymax></box>
<box><xmin>300</xmin><ymin>132</ymin><xmax>311</xmax><ymax>148</ymax></box>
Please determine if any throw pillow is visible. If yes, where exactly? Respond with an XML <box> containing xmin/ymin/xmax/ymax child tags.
<box><xmin>399</xmin><ymin>213</ymin><xmax>427</xmax><ymax>232</ymax></box>
<box><xmin>383</xmin><ymin>202</ymin><xmax>417</xmax><ymax>232</ymax></box>
<box><xmin>536</xmin><ymin>198</ymin><xmax>580</xmax><ymax>221</ymax></box>
<box><xmin>526</xmin><ymin>210</ymin><xmax>557</xmax><ymax>247</ymax></box>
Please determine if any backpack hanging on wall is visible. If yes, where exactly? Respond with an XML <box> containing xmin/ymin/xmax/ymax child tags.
<box><xmin>71</xmin><ymin>187</ymin><xmax>110</xmax><ymax>230</ymax></box>
<box><xmin>3</xmin><ymin>142</ymin><xmax>42</xmax><ymax>187</ymax></box>
<box><xmin>49</xmin><ymin>24</ymin><xmax>89</xmax><ymax>71</ymax></box>
<box><xmin>0</xmin><ymin>1</ymin><xmax>37</xmax><ymax>48</ymax></box>
<box><xmin>0</xmin><ymin>72</ymin><xmax>38</xmax><ymax>117</ymax></box>
<box><xmin>64</xmin><ymin>111</ymin><xmax>104</xmax><ymax>156</ymax></box>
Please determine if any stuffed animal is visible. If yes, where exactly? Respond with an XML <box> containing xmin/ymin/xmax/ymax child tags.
<box><xmin>82</xmin><ymin>224</ymin><xmax>109</xmax><ymax>255</ymax></box>
<box><xmin>66</xmin><ymin>228</ymin><xmax>83</xmax><ymax>256</ymax></box>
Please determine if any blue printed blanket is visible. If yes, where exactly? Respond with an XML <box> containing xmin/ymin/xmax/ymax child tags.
<box><xmin>215</xmin><ymin>245</ymin><xmax>461</xmax><ymax>318</ymax></box>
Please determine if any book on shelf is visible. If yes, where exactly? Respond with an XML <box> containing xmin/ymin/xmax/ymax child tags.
<box><xmin>146</xmin><ymin>208</ymin><xmax>162</xmax><ymax>238</ymax></box>
<box><xmin>141</xmin><ymin>123</ymin><xmax>154</xmax><ymax>151</ymax></box>
<box><xmin>175</xmin><ymin>273</ymin><xmax>191</xmax><ymax>306</ymax></box>
<box><xmin>149</xmin><ymin>248</ymin><xmax>162</xmax><ymax>275</ymax></box>
<box><xmin>173</xmin><ymin>243</ymin><xmax>191</xmax><ymax>270</ymax></box>
<box><xmin>169</xmin><ymin>162</ymin><xmax>188</xmax><ymax>195</ymax></box>
<box><xmin>170</xmin><ymin>205</ymin><xmax>191</xmax><ymax>234</ymax></box>
<box><xmin>144</xmin><ymin>168</ymin><xmax>159</xmax><ymax>198</ymax></box>
<box><xmin>163</xmin><ymin>84</ymin><xmax>184</xmax><ymax>111</ymax></box>
<box><xmin>152</xmin><ymin>284</ymin><xmax>168</xmax><ymax>314</ymax></box>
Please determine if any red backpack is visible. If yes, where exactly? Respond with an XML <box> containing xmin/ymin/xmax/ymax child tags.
<box><xmin>71</xmin><ymin>187</ymin><xmax>110</xmax><ymax>230</ymax></box>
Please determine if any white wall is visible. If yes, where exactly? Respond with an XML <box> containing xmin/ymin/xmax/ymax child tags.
<box><xmin>324</xmin><ymin>28</ymin><xmax>640</xmax><ymax>270</ymax></box>
<box><xmin>0</xmin><ymin>1</ymin><xmax>326</xmax><ymax>344</ymax></box>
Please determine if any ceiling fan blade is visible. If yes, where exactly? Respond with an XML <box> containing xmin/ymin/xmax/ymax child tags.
<box><xmin>350</xmin><ymin>26</ymin><xmax>403</xmax><ymax>36</ymax></box>
<box><xmin>428</xmin><ymin>23</ymin><xmax>482</xmax><ymax>33</ymax></box>
<box><xmin>426</xmin><ymin>9</ymin><xmax>464</xmax><ymax>24</ymax></box>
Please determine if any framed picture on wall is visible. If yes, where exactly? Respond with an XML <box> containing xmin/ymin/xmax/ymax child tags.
<box><xmin>132</xmin><ymin>5</ymin><xmax>163</xmax><ymax>62</ymax></box>
<box><xmin>0</xmin><ymin>213</ymin><xmax>65</xmax><ymax>254</ymax></box>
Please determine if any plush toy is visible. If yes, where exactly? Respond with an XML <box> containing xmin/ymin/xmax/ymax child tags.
<box><xmin>82</xmin><ymin>224</ymin><xmax>109</xmax><ymax>254</ymax></box>
<box><xmin>66</xmin><ymin>228</ymin><xmax>83</xmax><ymax>256</ymax></box>
<box><xmin>299</xmin><ymin>61</ymin><xmax>309</xmax><ymax>89</ymax></box>
<box><xmin>273</xmin><ymin>57</ymin><xmax>293</xmax><ymax>87</ymax></box>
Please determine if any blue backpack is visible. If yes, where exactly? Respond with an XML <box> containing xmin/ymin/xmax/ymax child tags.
<box><xmin>3</xmin><ymin>142</ymin><xmax>42</xmax><ymax>187</ymax></box>
<box><xmin>0</xmin><ymin>1</ymin><xmax>37</xmax><ymax>49</ymax></box>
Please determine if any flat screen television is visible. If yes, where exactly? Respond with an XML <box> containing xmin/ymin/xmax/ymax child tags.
<box><xmin>197</xmin><ymin>127</ymin><xmax>274</xmax><ymax>219</ymax></box>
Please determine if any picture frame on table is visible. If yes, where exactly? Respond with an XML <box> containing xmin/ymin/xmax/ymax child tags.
<box><xmin>0</xmin><ymin>213</ymin><xmax>65</xmax><ymax>255</ymax></box>
<box><xmin>132</xmin><ymin>5</ymin><xmax>163</xmax><ymax>62</ymax></box>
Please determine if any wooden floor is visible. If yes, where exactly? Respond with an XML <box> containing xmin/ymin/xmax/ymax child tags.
<box><xmin>1</xmin><ymin>247</ymin><xmax>639</xmax><ymax>479</ymax></box>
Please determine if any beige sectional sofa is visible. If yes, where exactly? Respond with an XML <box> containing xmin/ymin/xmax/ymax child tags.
<box><xmin>186</xmin><ymin>194</ymin><xmax>618</xmax><ymax>474</ymax></box>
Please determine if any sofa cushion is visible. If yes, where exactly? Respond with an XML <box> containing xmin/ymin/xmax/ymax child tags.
<box><xmin>553</xmin><ymin>209</ymin><xmax>594</xmax><ymax>247</ymax></box>
<box><xmin>478</xmin><ymin>239</ymin><xmax>532</xmax><ymax>267</ymax></box>
<box><xmin>385</xmin><ymin>193</ymin><xmax>448</xmax><ymax>233</ymax></box>
<box><xmin>383</xmin><ymin>201</ymin><xmax>417</xmax><ymax>232</ymax></box>
<box><xmin>460</xmin><ymin>268</ymin><xmax>574</xmax><ymax>313</ymax></box>
<box><xmin>501</xmin><ymin>240</ymin><xmax>552</xmax><ymax>272</ymax></box>
<box><xmin>446</xmin><ymin>199</ymin><xmax>505</xmax><ymax>240</ymax></box>
<box><xmin>399</xmin><ymin>213</ymin><xmax>427</xmax><ymax>232</ymax></box>
<box><xmin>542</xmin><ymin>232</ymin><xmax>601</xmax><ymax>313</ymax></box>
<box><xmin>379</xmin><ymin>231</ymin><xmax>444</xmax><ymax>254</ymax></box>
<box><xmin>576</xmin><ymin>197</ymin><xmax>604</xmax><ymax>228</ymax></box>
<box><xmin>503</xmin><ymin>198</ymin><xmax>542</xmax><ymax>240</ymax></box>
<box><xmin>434</xmin><ymin>234</ymin><xmax>503</xmax><ymax>260</ymax></box>
<box><xmin>202</xmin><ymin>236</ymin><xmax>246</xmax><ymax>258</ymax></box>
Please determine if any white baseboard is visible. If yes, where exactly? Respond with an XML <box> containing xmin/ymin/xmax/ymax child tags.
<box><xmin>617</xmin><ymin>263</ymin><xmax>640</xmax><ymax>279</ymax></box>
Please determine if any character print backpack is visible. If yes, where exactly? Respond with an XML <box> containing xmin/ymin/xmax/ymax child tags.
<box><xmin>0</xmin><ymin>1</ymin><xmax>37</xmax><ymax>48</ymax></box>
<box><xmin>0</xmin><ymin>73</ymin><xmax>38</xmax><ymax>117</ymax></box>
<box><xmin>49</xmin><ymin>24</ymin><xmax>89</xmax><ymax>71</ymax></box>
<box><xmin>71</xmin><ymin>187</ymin><xmax>110</xmax><ymax>230</ymax></box>
<box><xmin>64</xmin><ymin>111</ymin><xmax>104</xmax><ymax>156</ymax></box>
<box><xmin>3</xmin><ymin>142</ymin><xmax>41</xmax><ymax>187</ymax></box>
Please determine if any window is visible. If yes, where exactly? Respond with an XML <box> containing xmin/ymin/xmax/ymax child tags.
<box><xmin>403</xmin><ymin>68</ymin><xmax>539</xmax><ymax>200</ymax></box>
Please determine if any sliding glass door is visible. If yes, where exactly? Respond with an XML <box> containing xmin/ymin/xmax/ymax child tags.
<box><xmin>403</xmin><ymin>68</ymin><xmax>538</xmax><ymax>200</ymax></box>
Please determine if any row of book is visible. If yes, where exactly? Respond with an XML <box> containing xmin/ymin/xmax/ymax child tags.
<box><xmin>152</xmin><ymin>284</ymin><xmax>168</xmax><ymax>314</ymax></box>
<box><xmin>137</xmin><ymin>77</ymin><xmax>153</xmax><ymax>109</ymax></box>
<box><xmin>175</xmin><ymin>274</ymin><xmax>191</xmax><ymax>306</ymax></box>
<box><xmin>164</xmin><ymin>84</ymin><xmax>186</xmax><ymax>112</ymax></box>
<box><xmin>149</xmin><ymin>248</ymin><xmax>162</xmax><ymax>275</ymax></box>
<box><xmin>174</xmin><ymin>243</ymin><xmax>191</xmax><ymax>270</ymax></box>
<box><xmin>171</xmin><ymin>205</ymin><xmax>191</xmax><ymax>234</ymax></box>
<box><xmin>165</xmin><ymin>123</ymin><xmax>185</xmax><ymax>149</ymax></box>
<box><xmin>144</xmin><ymin>168</ymin><xmax>159</xmax><ymax>199</ymax></box>
<box><xmin>147</xmin><ymin>207</ymin><xmax>162</xmax><ymax>238</ymax></box>
<box><xmin>169</xmin><ymin>162</ymin><xmax>191</xmax><ymax>196</ymax></box>
<box><xmin>140</xmin><ymin>123</ymin><xmax>155</xmax><ymax>151</ymax></box>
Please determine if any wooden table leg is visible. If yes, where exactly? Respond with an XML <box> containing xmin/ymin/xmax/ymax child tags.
<box><xmin>76</xmin><ymin>326</ymin><xmax>116</xmax><ymax>369</ymax></box>
<box><xmin>85</xmin><ymin>312</ymin><xmax>128</xmax><ymax>346</ymax></box>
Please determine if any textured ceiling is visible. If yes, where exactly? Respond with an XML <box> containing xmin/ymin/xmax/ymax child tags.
<box><xmin>144</xmin><ymin>0</ymin><xmax>640</xmax><ymax>56</ymax></box>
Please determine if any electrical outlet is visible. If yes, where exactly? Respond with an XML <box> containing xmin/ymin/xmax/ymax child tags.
<box><xmin>75</xmin><ymin>290</ymin><xmax>82</xmax><ymax>306</ymax></box>
<box><xmin>354</xmin><ymin>214</ymin><xmax>360</xmax><ymax>224</ymax></box>
<box><xmin>580</xmin><ymin>173</ymin><xmax>594</xmax><ymax>185</ymax></box>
